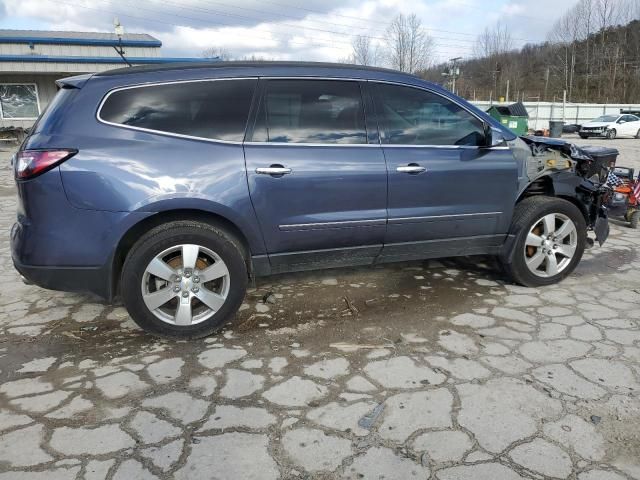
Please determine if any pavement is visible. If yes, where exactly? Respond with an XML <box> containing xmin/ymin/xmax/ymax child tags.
<box><xmin>1</xmin><ymin>135</ymin><xmax>639</xmax><ymax>480</ymax></box>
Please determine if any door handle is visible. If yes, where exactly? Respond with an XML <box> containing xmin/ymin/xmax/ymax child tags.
<box><xmin>256</xmin><ymin>165</ymin><xmax>292</xmax><ymax>176</ymax></box>
<box><xmin>397</xmin><ymin>164</ymin><xmax>426</xmax><ymax>174</ymax></box>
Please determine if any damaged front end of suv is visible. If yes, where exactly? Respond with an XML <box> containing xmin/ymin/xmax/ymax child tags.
<box><xmin>509</xmin><ymin>135</ymin><xmax>614</xmax><ymax>246</ymax></box>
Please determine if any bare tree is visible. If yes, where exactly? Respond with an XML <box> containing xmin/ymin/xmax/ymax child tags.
<box><xmin>202</xmin><ymin>47</ymin><xmax>232</xmax><ymax>60</ymax></box>
<box><xmin>474</xmin><ymin>22</ymin><xmax>513</xmax><ymax>58</ymax></box>
<box><xmin>385</xmin><ymin>14</ymin><xmax>435</xmax><ymax>73</ymax></box>
<box><xmin>351</xmin><ymin>35</ymin><xmax>379</xmax><ymax>66</ymax></box>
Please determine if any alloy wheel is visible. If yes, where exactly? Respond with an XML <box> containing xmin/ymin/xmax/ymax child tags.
<box><xmin>524</xmin><ymin>213</ymin><xmax>577</xmax><ymax>278</ymax></box>
<box><xmin>141</xmin><ymin>244</ymin><xmax>230</xmax><ymax>326</ymax></box>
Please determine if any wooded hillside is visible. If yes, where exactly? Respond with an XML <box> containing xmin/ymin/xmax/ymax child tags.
<box><xmin>420</xmin><ymin>0</ymin><xmax>640</xmax><ymax>103</ymax></box>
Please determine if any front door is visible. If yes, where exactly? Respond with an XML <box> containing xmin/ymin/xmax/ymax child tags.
<box><xmin>244</xmin><ymin>78</ymin><xmax>387</xmax><ymax>272</ymax></box>
<box><xmin>371</xmin><ymin>82</ymin><xmax>519</xmax><ymax>262</ymax></box>
<box><xmin>619</xmin><ymin>115</ymin><xmax>640</xmax><ymax>137</ymax></box>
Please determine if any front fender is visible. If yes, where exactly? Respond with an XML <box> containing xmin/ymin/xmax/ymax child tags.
<box><xmin>519</xmin><ymin>171</ymin><xmax>609</xmax><ymax>246</ymax></box>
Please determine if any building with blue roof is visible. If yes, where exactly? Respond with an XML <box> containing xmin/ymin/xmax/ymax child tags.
<box><xmin>0</xmin><ymin>29</ymin><xmax>214</xmax><ymax>130</ymax></box>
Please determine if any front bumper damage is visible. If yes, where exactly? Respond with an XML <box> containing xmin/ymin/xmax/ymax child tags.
<box><xmin>518</xmin><ymin>136</ymin><xmax>613</xmax><ymax>246</ymax></box>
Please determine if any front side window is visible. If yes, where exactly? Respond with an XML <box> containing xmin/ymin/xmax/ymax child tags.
<box><xmin>252</xmin><ymin>80</ymin><xmax>367</xmax><ymax>144</ymax></box>
<box><xmin>374</xmin><ymin>83</ymin><xmax>485</xmax><ymax>146</ymax></box>
<box><xmin>0</xmin><ymin>84</ymin><xmax>39</xmax><ymax>119</ymax></box>
<box><xmin>99</xmin><ymin>79</ymin><xmax>256</xmax><ymax>142</ymax></box>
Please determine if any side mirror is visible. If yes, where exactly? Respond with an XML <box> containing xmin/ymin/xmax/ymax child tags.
<box><xmin>618</xmin><ymin>119</ymin><xmax>626</xmax><ymax>124</ymax></box>
<box><xmin>482</xmin><ymin>124</ymin><xmax>506</xmax><ymax>148</ymax></box>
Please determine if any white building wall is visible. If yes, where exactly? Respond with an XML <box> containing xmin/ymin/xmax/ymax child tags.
<box><xmin>0</xmin><ymin>61</ymin><xmax>134</xmax><ymax>73</ymax></box>
<box><xmin>0</xmin><ymin>42</ymin><xmax>160</xmax><ymax>58</ymax></box>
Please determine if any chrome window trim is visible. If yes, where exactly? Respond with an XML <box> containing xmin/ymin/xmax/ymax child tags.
<box><xmin>96</xmin><ymin>77</ymin><xmax>258</xmax><ymax>145</ymax></box>
<box><xmin>95</xmin><ymin>75</ymin><xmax>504</xmax><ymax>149</ymax></box>
<box><xmin>246</xmin><ymin>141</ymin><xmax>379</xmax><ymax>148</ymax></box>
<box><xmin>389</xmin><ymin>212</ymin><xmax>502</xmax><ymax>223</ymax></box>
<box><xmin>381</xmin><ymin>144</ymin><xmax>510</xmax><ymax>150</ymax></box>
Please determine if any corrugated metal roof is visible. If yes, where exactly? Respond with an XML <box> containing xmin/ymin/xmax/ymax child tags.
<box><xmin>0</xmin><ymin>54</ymin><xmax>215</xmax><ymax>64</ymax></box>
<box><xmin>0</xmin><ymin>29</ymin><xmax>158</xmax><ymax>42</ymax></box>
<box><xmin>0</xmin><ymin>29</ymin><xmax>161</xmax><ymax>47</ymax></box>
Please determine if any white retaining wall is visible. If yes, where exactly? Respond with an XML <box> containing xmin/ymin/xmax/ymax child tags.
<box><xmin>470</xmin><ymin>101</ymin><xmax>640</xmax><ymax>130</ymax></box>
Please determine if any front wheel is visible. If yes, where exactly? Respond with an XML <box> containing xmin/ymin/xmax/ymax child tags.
<box><xmin>606</xmin><ymin>128</ymin><xmax>617</xmax><ymax>140</ymax></box>
<box><xmin>501</xmin><ymin>196</ymin><xmax>587</xmax><ymax>287</ymax></box>
<box><xmin>579</xmin><ymin>134</ymin><xmax>589</xmax><ymax>139</ymax></box>
<box><xmin>121</xmin><ymin>221</ymin><xmax>248</xmax><ymax>338</ymax></box>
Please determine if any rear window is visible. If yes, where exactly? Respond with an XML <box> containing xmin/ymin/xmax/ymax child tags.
<box><xmin>31</xmin><ymin>86</ymin><xmax>76</xmax><ymax>135</ymax></box>
<box><xmin>99</xmin><ymin>79</ymin><xmax>257</xmax><ymax>142</ymax></box>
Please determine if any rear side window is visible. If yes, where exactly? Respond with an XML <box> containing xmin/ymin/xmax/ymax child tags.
<box><xmin>374</xmin><ymin>83</ymin><xmax>485</xmax><ymax>146</ymax></box>
<box><xmin>251</xmin><ymin>80</ymin><xmax>367</xmax><ymax>144</ymax></box>
<box><xmin>99</xmin><ymin>79</ymin><xmax>256</xmax><ymax>142</ymax></box>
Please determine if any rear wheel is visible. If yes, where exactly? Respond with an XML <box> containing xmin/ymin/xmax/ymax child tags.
<box><xmin>579</xmin><ymin>134</ymin><xmax>589</xmax><ymax>139</ymax></box>
<box><xmin>635</xmin><ymin>129</ymin><xmax>640</xmax><ymax>139</ymax></box>
<box><xmin>121</xmin><ymin>221</ymin><xmax>248</xmax><ymax>338</ymax></box>
<box><xmin>501</xmin><ymin>196</ymin><xmax>586</xmax><ymax>287</ymax></box>
<box><xmin>606</xmin><ymin>128</ymin><xmax>617</xmax><ymax>140</ymax></box>
<box><xmin>630</xmin><ymin>210</ymin><xmax>639</xmax><ymax>229</ymax></box>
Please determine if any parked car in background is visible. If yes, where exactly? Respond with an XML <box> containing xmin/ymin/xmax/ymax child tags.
<box><xmin>562</xmin><ymin>123</ymin><xmax>581</xmax><ymax>134</ymax></box>
<box><xmin>11</xmin><ymin>62</ymin><xmax>611</xmax><ymax>338</ymax></box>
<box><xmin>579</xmin><ymin>114</ymin><xmax>640</xmax><ymax>139</ymax></box>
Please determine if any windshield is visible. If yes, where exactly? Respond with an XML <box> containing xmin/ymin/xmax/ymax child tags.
<box><xmin>592</xmin><ymin>115</ymin><xmax>618</xmax><ymax>123</ymax></box>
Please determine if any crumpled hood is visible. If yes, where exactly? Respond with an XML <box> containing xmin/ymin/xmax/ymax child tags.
<box><xmin>582</xmin><ymin>121</ymin><xmax>613</xmax><ymax>128</ymax></box>
<box><xmin>521</xmin><ymin>135</ymin><xmax>569</xmax><ymax>148</ymax></box>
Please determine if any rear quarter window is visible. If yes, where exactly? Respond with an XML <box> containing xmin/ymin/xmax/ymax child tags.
<box><xmin>31</xmin><ymin>86</ymin><xmax>77</xmax><ymax>135</ymax></box>
<box><xmin>98</xmin><ymin>78</ymin><xmax>257</xmax><ymax>142</ymax></box>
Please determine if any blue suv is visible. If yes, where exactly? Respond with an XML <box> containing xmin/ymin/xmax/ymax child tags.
<box><xmin>11</xmin><ymin>62</ymin><xmax>610</xmax><ymax>338</ymax></box>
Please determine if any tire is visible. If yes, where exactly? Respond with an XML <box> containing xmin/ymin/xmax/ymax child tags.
<box><xmin>579</xmin><ymin>134</ymin><xmax>588</xmax><ymax>139</ymax></box>
<box><xmin>606</xmin><ymin>128</ymin><xmax>617</xmax><ymax>140</ymax></box>
<box><xmin>635</xmin><ymin>129</ymin><xmax>640</xmax><ymax>139</ymax></box>
<box><xmin>630</xmin><ymin>211</ymin><xmax>639</xmax><ymax>229</ymax></box>
<box><xmin>501</xmin><ymin>196</ymin><xmax>587</xmax><ymax>287</ymax></box>
<box><xmin>121</xmin><ymin>221</ymin><xmax>248</xmax><ymax>338</ymax></box>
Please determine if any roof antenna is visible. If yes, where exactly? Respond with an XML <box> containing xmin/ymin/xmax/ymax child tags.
<box><xmin>113</xmin><ymin>18</ymin><xmax>132</xmax><ymax>67</ymax></box>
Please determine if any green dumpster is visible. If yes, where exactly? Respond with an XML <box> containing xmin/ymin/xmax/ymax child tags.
<box><xmin>486</xmin><ymin>102</ymin><xmax>529</xmax><ymax>135</ymax></box>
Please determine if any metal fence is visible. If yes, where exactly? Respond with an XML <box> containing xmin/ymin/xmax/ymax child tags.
<box><xmin>470</xmin><ymin>101</ymin><xmax>640</xmax><ymax>131</ymax></box>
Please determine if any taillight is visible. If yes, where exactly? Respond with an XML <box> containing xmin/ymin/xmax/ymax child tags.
<box><xmin>15</xmin><ymin>149</ymin><xmax>77</xmax><ymax>180</ymax></box>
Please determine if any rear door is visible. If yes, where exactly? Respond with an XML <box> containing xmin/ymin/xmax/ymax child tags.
<box><xmin>243</xmin><ymin>78</ymin><xmax>387</xmax><ymax>271</ymax></box>
<box><xmin>371</xmin><ymin>82</ymin><xmax>518</xmax><ymax>261</ymax></box>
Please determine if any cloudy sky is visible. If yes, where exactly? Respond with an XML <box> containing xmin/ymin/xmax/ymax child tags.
<box><xmin>0</xmin><ymin>0</ymin><xmax>577</xmax><ymax>63</ymax></box>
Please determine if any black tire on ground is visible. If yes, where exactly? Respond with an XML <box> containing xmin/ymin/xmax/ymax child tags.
<box><xmin>121</xmin><ymin>221</ymin><xmax>248</xmax><ymax>338</ymax></box>
<box><xmin>630</xmin><ymin>211</ymin><xmax>639</xmax><ymax>229</ymax></box>
<box><xmin>501</xmin><ymin>196</ymin><xmax>587</xmax><ymax>287</ymax></box>
<box><xmin>606</xmin><ymin>128</ymin><xmax>617</xmax><ymax>140</ymax></box>
<box><xmin>635</xmin><ymin>129</ymin><xmax>640</xmax><ymax>139</ymax></box>
<box><xmin>579</xmin><ymin>134</ymin><xmax>589</xmax><ymax>139</ymax></box>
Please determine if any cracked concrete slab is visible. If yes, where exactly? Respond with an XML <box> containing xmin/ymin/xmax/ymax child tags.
<box><xmin>1</xmin><ymin>142</ymin><xmax>639</xmax><ymax>479</ymax></box>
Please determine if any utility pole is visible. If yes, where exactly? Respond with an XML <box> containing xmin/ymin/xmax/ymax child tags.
<box><xmin>442</xmin><ymin>57</ymin><xmax>462</xmax><ymax>95</ymax></box>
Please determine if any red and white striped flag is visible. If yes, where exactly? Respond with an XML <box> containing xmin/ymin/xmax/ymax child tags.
<box><xmin>633</xmin><ymin>180</ymin><xmax>640</xmax><ymax>203</ymax></box>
